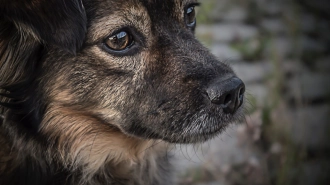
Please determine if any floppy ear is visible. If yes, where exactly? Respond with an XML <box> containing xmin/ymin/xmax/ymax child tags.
<box><xmin>0</xmin><ymin>0</ymin><xmax>87</xmax><ymax>128</ymax></box>
<box><xmin>0</xmin><ymin>0</ymin><xmax>87</xmax><ymax>53</ymax></box>
<box><xmin>0</xmin><ymin>0</ymin><xmax>87</xmax><ymax>91</ymax></box>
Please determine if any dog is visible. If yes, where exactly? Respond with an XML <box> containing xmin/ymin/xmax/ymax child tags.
<box><xmin>0</xmin><ymin>0</ymin><xmax>245</xmax><ymax>184</ymax></box>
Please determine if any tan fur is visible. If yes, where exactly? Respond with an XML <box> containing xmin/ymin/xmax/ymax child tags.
<box><xmin>174</xmin><ymin>0</ymin><xmax>198</xmax><ymax>20</ymax></box>
<box><xmin>87</xmin><ymin>2</ymin><xmax>152</xmax><ymax>45</ymax></box>
<box><xmin>0</xmin><ymin>132</ymin><xmax>15</xmax><ymax>175</ymax></box>
<box><xmin>0</xmin><ymin>0</ymin><xmax>244</xmax><ymax>184</ymax></box>
<box><xmin>14</xmin><ymin>22</ymin><xmax>42</xmax><ymax>44</ymax></box>
<box><xmin>41</xmin><ymin>105</ymin><xmax>168</xmax><ymax>183</ymax></box>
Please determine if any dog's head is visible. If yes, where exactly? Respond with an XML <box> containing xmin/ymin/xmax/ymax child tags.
<box><xmin>0</xmin><ymin>0</ymin><xmax>245</xmax><ymax>145</ymax></box>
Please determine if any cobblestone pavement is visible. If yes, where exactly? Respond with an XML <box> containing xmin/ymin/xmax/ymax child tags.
<box><xmin>173</xmin><ymin>0</ymin><xmax>330</xmax><ymax>185</ymax></box>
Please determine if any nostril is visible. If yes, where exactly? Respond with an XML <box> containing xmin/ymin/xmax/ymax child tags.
<box><xmin>223</xmin><ymin>93</ymin><xmax>232</xmax><ymax>106</ymax></box>
<box><xmin>238</xmin><ymin>86</ymin><xmax>245</xmax><ymax>107</ymax></box>
<box><xmin>238</xmin><ymin>86</ymin><xmax>245</xmax><ymax>100</ymax></box>
<box><xmin>206</xmin><ymin>77</ymin><xmax>245</xmax><ymax>114</ymax></box>
<box><xmin>239</xmin><ymin>87</ymin><xmax>245</xmax><ymax>96</ymax></box>
<box><xmin>239</xmin><ymin>83</ymin><xmax>245</xmax><ymax>94</ymax></box>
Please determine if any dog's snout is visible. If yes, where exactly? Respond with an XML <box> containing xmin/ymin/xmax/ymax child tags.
<box><xmin>206</xmin><ymin>77</ymin><xmax>245</xmax><ymax>114</ymax></box>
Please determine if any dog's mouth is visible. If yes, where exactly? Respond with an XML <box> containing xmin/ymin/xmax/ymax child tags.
<box><xmin>160</xmin><ymin>102</ymin><xmax>245</xmax><ymax>143</ymax></box>
<box><xmin>115</xmin><ymin>94</ymin><xmax>245</xmax><ymax>144</ymax></box>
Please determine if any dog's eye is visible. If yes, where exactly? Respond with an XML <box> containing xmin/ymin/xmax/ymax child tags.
<box><xmin>185</xmin><ymin>6</ymin><xmax>196</xmax><ymax>28</ymax></box>
<box><xmin>105</xmin><ymin>31</ymin><xmax>133</xmax><ymax>51</ymax></box>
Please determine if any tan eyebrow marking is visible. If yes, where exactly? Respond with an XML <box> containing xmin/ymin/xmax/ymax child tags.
<box><xmin>86</xmin><ymin>2</ymin><xmax>152</xmax><ymax>45</ymax></box>
<box><xmin>174</xmin><ymin>0</ymin><xmax>199</xmax><ymax>21</ymax></box>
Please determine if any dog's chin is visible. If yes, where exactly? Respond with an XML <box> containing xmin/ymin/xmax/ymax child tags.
<box><xmin>162</xmin><ymin>115</ymin><xmax>239</xmax><ymax>144</ymax></box>
<box><xmin>120</xmin><ymin>105</ymin><xmax>245</xmax><ymax>144</ymax></box>
<box><xmin>168</xmin><ymin>105</ymin><xmax>245</xmax><ymax>144</ymax></box>
<box><xmin>162</xmin><ymin>126</ymin><xmax>226</xmax><ymax>144</ymax></box>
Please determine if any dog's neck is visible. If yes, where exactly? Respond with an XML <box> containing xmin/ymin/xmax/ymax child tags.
<box><xmin>0</xmin><ymin>110</ymin><xmax>172</xmax><ymax>185</ymax></box>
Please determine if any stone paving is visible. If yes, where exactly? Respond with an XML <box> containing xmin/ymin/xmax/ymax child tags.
<box><xmin>173</xmin><ymin>0</ymin><xmax>330</xmax><ymax>185</ymax></box>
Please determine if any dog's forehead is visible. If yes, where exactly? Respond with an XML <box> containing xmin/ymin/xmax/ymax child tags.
<box><xmin>85</xmin><ymin>0</ymin><xmax>198</xmax><ymax>43</ymax></box>
<box><xmin>140</xmin><ymin>0</ymin><xmax>198</xmax><ymax>19</ymax></box>
<box><xmin>141</xmin><ymin>0</ymin><xmax>197</xmax><ymax>9</ymax></box>
<box><xmin>87</xmin><ymin>0</ymin><xmax>198</xmax><ymax>16</ymax></box>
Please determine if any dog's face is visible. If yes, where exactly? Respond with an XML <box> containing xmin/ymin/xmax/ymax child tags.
<box><xmin>1</xmin><ymin>0</ymin><xmax>244</xmax><ymax>146</ymax></box>
<box><xmin>35</xmin><ymin>0</ymin><xmax>245</xmax><ymax>144</ymax></box>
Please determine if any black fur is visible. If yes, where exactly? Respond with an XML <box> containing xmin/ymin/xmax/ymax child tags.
<box><xmin>0</xmin><ymin>0</ymin><xmax>244</xmax><ymax>184</ymax></box>
<box><xmin>0</xmin><ymin>0</ymin><xmax>86</xmax><ymax>130</ymax></box>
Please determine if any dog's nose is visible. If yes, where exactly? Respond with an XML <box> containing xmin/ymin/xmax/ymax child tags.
<box><xmin>206</xmin><ymin>77</ymin><xmax>245</xmax><ymax>114</ymax></box>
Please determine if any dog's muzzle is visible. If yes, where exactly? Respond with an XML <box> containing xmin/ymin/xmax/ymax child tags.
<box><xmin>206</xmin><ymin>77</ymin><xmax>245</xmax><ymax>114</ymax></box>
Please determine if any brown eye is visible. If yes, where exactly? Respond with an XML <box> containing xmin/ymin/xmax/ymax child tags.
<box><xmin>105</xmin><ymin>31</ymin><xmax>133</xmax><ymax>51</ymax></box>
<box><xmin>185</xmin><ymin>6</ymin><xmax>196</xmax><ymax>27</ymax></box>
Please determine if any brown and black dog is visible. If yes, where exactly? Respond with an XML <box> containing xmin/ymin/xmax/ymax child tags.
<box><xmin>0</xmin><ymin>0</ymin><xmax>245</xmax><ymax>184</ymax></box>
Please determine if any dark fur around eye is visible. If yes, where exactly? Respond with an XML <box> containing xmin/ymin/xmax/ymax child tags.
<box><xmin>186</xmin><ymin>7</ymin><xmax>196</xmax><ymax>26</ymax></box>
<box><xmin>184</xmin><ymin>3</ymin><xmax>199</xmax><ymax>29</ymax></box>
<box><xmin>102</xmin><ymin>27</ymin><xmax>145</xmax><ymax>57</ymax></box>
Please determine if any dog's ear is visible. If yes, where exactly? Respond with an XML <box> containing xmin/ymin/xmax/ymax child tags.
<box><xmin>0</xmin><ymin>0</ymin><xmax>87</xmax><ymax>126</ymax></box>
<box><xmin>0</xmin><ymin>0</ymin><xmax>87</xmax><ymax>88</ymax></box>
<box><xmin>0</xmin><ymin>0</ymin><xmax>87</xmax><ymax>53</ymax></box>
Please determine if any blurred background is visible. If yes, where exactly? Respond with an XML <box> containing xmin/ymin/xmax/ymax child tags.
<box><xmin>173</xmin><ymin>0</ymin><xmax>330</xmax><ymax>185</ymax></box>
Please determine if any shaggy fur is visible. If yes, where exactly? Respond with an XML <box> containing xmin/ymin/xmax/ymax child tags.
<box><xmin>0</xmin><ymin>0</ymin><xmax>245</xmax><ymax>184</ymax></box>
